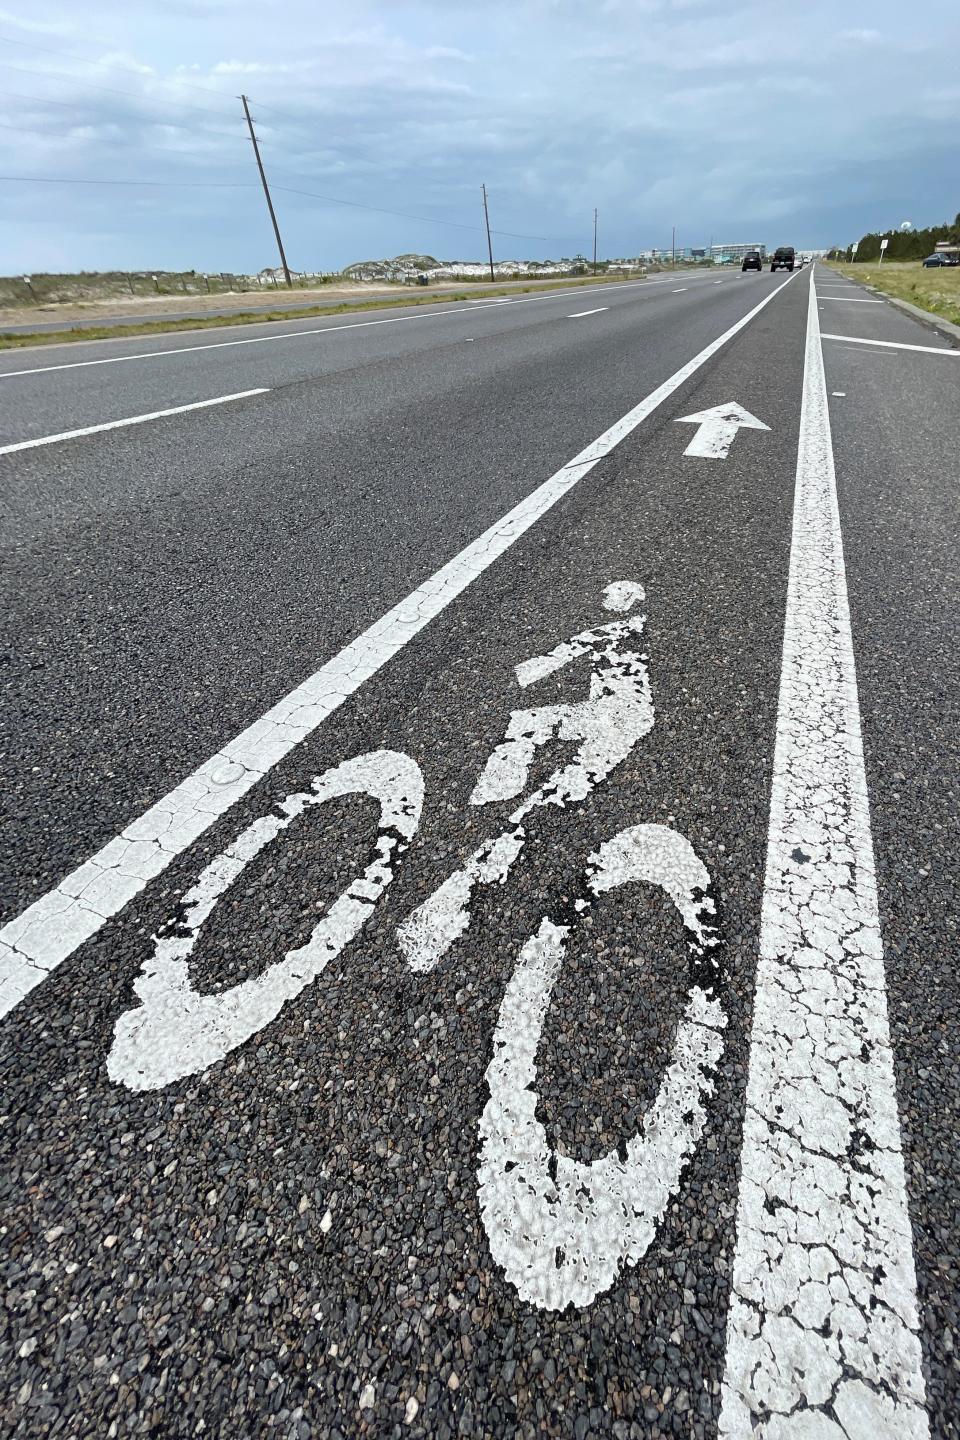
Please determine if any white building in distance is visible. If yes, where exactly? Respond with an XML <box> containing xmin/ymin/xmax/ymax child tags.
<box><xmin>711</xmin><ymin>243</ymin><xmax>767</xmax><ymax>262</ymax></box>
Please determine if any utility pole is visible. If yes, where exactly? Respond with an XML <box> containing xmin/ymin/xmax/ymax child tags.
<box><xmin>672</xmin><ymin>225</ymin><xmax>676</xmax><ymax>267</ymax></box>
<box><xmin>482</xmin><ymin>184</ymin><xmax>495</xmax><ymax>283</ymax></box>
<box><xmin>240</xmin><ymin>94</ymin><xmax>292</xmax><ymax>288</ymax></box>
<box><xmin>593</xmin><ymin>208</ymin><xmax>598</xmax><ymax>274</ymax></box>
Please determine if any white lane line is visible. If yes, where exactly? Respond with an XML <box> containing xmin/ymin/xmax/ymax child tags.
<box><xmin>0</xmin><ymin>276</ymin><xmax>711</xmax><ymax>381</ymax></box>
<box><xmin>818</xmin><ymin>296</ymin><xmax>884</xmax><ymax>303</ymax></box>
<box><xmin>0</xmin><ymin>390</ymin><xmax>270</xmax><ymax>455</ymax></box>
<box><xmin>566</xmin><ymin>307</ymin><xmax>608</xmax><ymax>318</ymax></box>
<box><xmin>0</xmin><ymin>272</ymin><xmax>799</xmax><ymax>1018</ymax></box>
<box><xmin>719</xmin><ymin>271</ymin><xmax>929</xmax><ymax>1436</ymax></box>
<box><xmin>823</xmin><ymin>332</ymin><xmax>958</xmax><ymax>355</ymax></box>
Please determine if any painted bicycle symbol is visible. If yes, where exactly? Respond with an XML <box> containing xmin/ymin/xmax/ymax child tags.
<box><xmin>108</xmin><ymin>580</ymin><xmax>726</xmax><ymax>1311</ymax></box>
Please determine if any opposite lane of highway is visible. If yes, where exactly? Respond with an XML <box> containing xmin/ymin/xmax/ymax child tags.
<box><xmin>1</xmin><ymin>270</ymin><xmax>794</xmax><ymax>920</ymax></box>
<box><xmin>0</xmin><ymin>272</ymin><xmax>740</xmax><ymax>445</ymax></box>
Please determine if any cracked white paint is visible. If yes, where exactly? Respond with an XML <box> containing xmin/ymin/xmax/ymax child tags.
<box><xmin>478</xmin><ymin>824</ymin><xmax>725</xmax><ymax>1310</ymax></box>
<box><xmin>674</xmin><ymin>401</ymin><xmax>770</xmax><ymax>460</ymax></box>
<box><xmin>397</xmin><ymin>584</ymin><xmax>653</xmax><ymax>972</ymax></box>
<box><xmin>601</xmin><ymin>580</ymin><xmax>645</xmax><ymax>613</ymax></box>
<box><xmin>718</xmin><ymin>273</ymin><xmax>929</xmax><ymax>1436</ymax></box>
<box><xmin>107</xmin><ymin>752</ymin><xmax>422</xmax><ymax>1091</ymax></box>
<box><xmin>0</xmin><ymin>277</ymin><xmax>795</xmax><ymax>1021</ymax></box>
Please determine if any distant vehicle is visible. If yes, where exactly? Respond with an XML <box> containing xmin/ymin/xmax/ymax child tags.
<box><xmin>741</xmin><ymin>250</ymin><xmax>763</xmax><ymax>272</ymax></box>
<box><xmin>770</xmin><ymin>246</ymin><xmax>795</xmax><ymax>272</ymax></box>
<box><xmin>922</xmin><ymin>253</ymin><xmax>958</xmax><ymax>268</ymax></box>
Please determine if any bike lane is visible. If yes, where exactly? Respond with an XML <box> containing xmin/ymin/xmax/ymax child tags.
<box><xmin>820</xmin><ymin>299</ymin><xmax>960</xmax><ymax>1440</ymax></box>
<box><xmin>0</xmin><ymin>270</ymin><xmax>864</xmax><ymax>1438</ymax></box>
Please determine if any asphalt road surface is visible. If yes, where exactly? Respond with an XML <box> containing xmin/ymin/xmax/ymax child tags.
<box><xmin>1</xmin><ymin>266</ymin><xmax>957</xmax><ymax>1439</ymax></box>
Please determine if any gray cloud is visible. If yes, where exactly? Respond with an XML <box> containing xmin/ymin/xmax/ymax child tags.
<box><xmin>0</xmin><ymin>0</ymin><xmax>957</xmax><ymax>271</ymax></box>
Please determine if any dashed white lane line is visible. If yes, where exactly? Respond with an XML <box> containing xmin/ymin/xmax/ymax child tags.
<box><xmin>823</xmin><ymin>332</ymin><xmax>958</xmax><ymax>355</ymax></box>
<box><xmin>719</xmin><ymin>270</ymin><xmax>929</xmax><ymax>1437</ymax></box>
<box><xmin>0</xmin><ymin>272</ymin><xmax>799</xmax><ymax>1018</ymax></box>
<box><xmin>672</xmin><ymin>288</ymin><xmax>688</xmax><ymax>293</ymax></box>
<box><xmin>0</xmin><ymin>389</ymin><xmax>270</xmax><ymax>455</ymax></box>
<box><xmin>0</xmin><ymin>275</ymin><xmax>720</xmax><ymax>381</ymax></box>
<box><xmin>566</xmin><ymin>307</ymin><xmax>609</xmax><ymax>318</ymax></box>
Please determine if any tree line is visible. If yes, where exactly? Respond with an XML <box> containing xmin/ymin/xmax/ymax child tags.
<box><xmin>827</xmin><ymin>212</ymin><xmax>960</xmax><ymax>262</ymax></box>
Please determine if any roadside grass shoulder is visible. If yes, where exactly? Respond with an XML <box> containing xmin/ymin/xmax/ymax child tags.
<box><xmin>0</xmin><ymin>270</ymin><xmax>688</xmax><ymax>351</ymax></box>
<box><xmin>826</xmin><ymin>261</ymin><xmax>960</xmax><ymax>327</ymax></box>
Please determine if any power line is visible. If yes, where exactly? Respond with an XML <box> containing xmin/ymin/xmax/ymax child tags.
<box><xmin>0</xmin><ymin>67</ymin><xmax>568</xmax><ymax>236</ymax></box>
<box><xmin>0</xmin><ymin>59</ymin><xmax>241</xmax><ymax>120</ymax></box>
<box><xmin>3</xmin><ymin>169</ymin><xmax>586</xmax><ymax>246</ymax></box>
<box><xmin>0</xmin><ymin>86</ymin><xmax>106</xmax><ymax>110</ymax></box>
<box><xmin>0</xmin><ymin>32</ymin><xmax>240</xmax><ymax>110</ymax></box>
<box><xmin>0</xmin><ymin>118</ymin><xmax>241</xmax><ymax>150</ymax></box>
<box><xmin>0</xmin><ymin>174</ymin><xmax>255</xmax><ymax>188</ymax></box>
<box><xmin>0</xmin><ymin>59</ymin><xmax>586</xmax><ymax>245</ymax></box>
<box><xmin>271</xmin><ymin>184</ymin><xmax>580</xmax><ymax>244</ymax></box>
<box><xmin>0</xmin><ymin>59</ymin><xmax>588</xmax><ymax>247</ymax></box>
<box><xmin>0</xmin><ymin>119</ymin><xmax>79</xmax><ymax>136</ymax></box>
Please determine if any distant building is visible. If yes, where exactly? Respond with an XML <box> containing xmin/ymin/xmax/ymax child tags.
<box><xmin>639</xmin><ymin>245</ymin><xmax>698</xmax><ymax>261</ymax></box>
<box><xmin>711</xmin><ymin>243</ymin><xmax>767</xmax><ymax>262</ymax></box>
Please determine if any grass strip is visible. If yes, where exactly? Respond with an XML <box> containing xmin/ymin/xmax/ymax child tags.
<box><xmin>825</xmin><ymin>261</ymin><xmax>960</xmax><ymax>327</ymax></box>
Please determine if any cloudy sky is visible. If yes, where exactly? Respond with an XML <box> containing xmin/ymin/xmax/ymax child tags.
<box><xmin>1</xmin><ymin>0</ymin><xmax>957</xmax><ymax>274</ymax></box>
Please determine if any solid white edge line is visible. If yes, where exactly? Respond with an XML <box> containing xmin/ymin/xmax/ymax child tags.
<box><xmin>817</xmin><ymin>297</ymin><xmax>885</xmax><ymax>303</ymax></box>
<box><xmin>0</xmin><ymin>274</ymin><xmax>722</xmax><ymax>381</ymax></box>
<box><xmin>822</xmin><ymin>332</ymin><xmax>958</xmax><ymax>355</ymax></box>
<box><xmin>0</xmin><ymin>389</ymin><xmax>271</xmax><ymax>455</ymax></box>
<box><xmin>0</xmin><ymin>270</ymin><xmax>799</xmax><ymax>1018</ymax></box>
<box><xmin>718</xmin><ymin>267</ymin><xmax>929</xmax><ymax>1437</ymax></box>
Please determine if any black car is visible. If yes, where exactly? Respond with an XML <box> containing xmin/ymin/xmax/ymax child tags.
<box><xmin>741</xmin><ymin>250</ymin><xmax>763</xmax><ymax>271</ymax></box>
<box><xmin>770</xmin><ymin>246</ymin><xmax>795</xmax><ymax>272</ymax></box>
<box><xmin>922</xmin><ymin>254</ymin><xmax>958</xmax><ymax>267</ymax></box>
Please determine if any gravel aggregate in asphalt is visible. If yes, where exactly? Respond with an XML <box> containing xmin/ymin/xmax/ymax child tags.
<box><xmin>1</xmin><ymin>269</ymin><xmax>957</xmax><ymax>1437</ymax></box>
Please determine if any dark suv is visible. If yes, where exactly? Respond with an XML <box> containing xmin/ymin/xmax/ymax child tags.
<box><xmin>741</xmin><ymin>250</ymin><xmax>763</xmax><ymax>271</ymax></box>
<box><xmin>771</xmin><ymin>246</ymin><xmax>795</xmax><ymax>272</ymax></box>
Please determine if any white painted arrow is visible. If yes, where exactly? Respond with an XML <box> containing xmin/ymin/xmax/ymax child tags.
<box><xmin>674</xmin><ymin>401</ymin><xmax>770</xmax><ymax>459</ymax></box>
